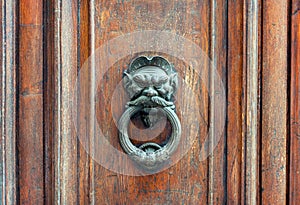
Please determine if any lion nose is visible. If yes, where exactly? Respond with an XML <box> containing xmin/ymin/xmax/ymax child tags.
<box><xmin>142</xmin><ymin>87</ymin><xmax>158</xmax><ymax>97</ymax></box>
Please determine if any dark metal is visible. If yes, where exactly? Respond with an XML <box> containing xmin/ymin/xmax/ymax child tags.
<box><xmin>118</xmin><ymin>56</ymin><xmax>181</xmax><ymax>171</ymax></box>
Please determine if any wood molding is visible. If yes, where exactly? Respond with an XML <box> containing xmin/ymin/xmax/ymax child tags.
<box><xmin>244</xmin><ymin>0</ymin><xmax>259</xmax><ymax>204</ymax></box>
<box><xmin>0</xmin><ymin>0</ymin><xmax>17</xmax><ymax>204</ymax></box>
<box><xmin>48</xmin><ymin>0</ymin><xmax>79</xmax><ymax>203</ymax></box>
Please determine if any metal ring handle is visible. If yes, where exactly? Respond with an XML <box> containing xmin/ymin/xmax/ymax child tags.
<box><xmin>118</xmin><ymin>105</ymin><xmax>181</xmax><ymax>171</ymax></box>
<box><xmin>118</xmin><ymin>56</ymin><xmax>181</xmax><ymax>171</ymax></box>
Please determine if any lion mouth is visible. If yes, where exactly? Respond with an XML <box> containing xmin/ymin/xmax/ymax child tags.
<box><xmin>126</xmin><ymin>95</ymin><xmax>175</xmax><ymax>128</ymax></box>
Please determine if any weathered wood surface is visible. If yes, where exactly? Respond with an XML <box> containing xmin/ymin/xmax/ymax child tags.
<box><xmin>0</xmin><ymin>0</ymin><xmax>17</xmax><ymax>204</ymax></box>
<box><xmin>18</xmin><ymin>0</ymin><xmax>44</xmax><ymax>204</ymax></box>
<box><xmin>261</xmin><ymin>0</ymin><xmax>288</xmax><ymax>204</ymax></box>
<box><xmin>49</xmin><ymin>0</ymin><xmax>79</xmax><ymax>204</ymax></box>
<box><xmin>0</xmin><ymin>0</ymin><xmax>298</xmax><ymax>204</ymax></box>
<box><xmin>244</xmin><ymin>0</ymin><xmax>259</xmax><ymax>204</ymax></box>
<box><xmin>227</xmin><ymin>1</ymin><xmax>244</xmax><ymax>203</ymax></box>
<box><xmin>92</xmin><ymin>1</ymin><xmax>210</xmax><ymax>204</ymax></box>
<box><xmin>290</xmin><ymin>0</ymin><xmax>300</xmax><ymax>204</ymax></box>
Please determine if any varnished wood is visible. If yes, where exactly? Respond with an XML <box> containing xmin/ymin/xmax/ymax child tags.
<box><xmin>91</xmin><ymin>1</ymin><xmax>210</xmax><ymax>204</ymax></box>
<box><xmin>261</xmin><ymin>0</ymin><xmax>288</xmax><ymax>204</ymax></box>
<box><xmin>227</xmin><ymin>0</ymin><xmax>243</xmax><ymax>203</ymax></box>
<box><xmin>290</xmin><ymin>0</ymin><xmax>300</xmax><ymax>204</ymax></box>
<box><xmin>1</xmin><ymin>0</ymin><xmax>299</xmax><ymax>204</ymax></box>
<box><xmin>44</xmin><ymin>1</ymin><xmax>55</xmax><ymax>204</ymax></box>
<box><xmin>78</xmin><ymin>0</ymin><xmax>94</xmax><ymax>204</ymax></box>
<box><xmin>18</xmin><ymin>0</ymin><xmax>44</xmax><ymax>203</ymax></box>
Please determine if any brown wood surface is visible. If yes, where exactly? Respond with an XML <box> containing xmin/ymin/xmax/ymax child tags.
<box><xmin>261</xmin><ymin>0</ymin><xmax>288</xmax><ymax>204</ymax></box>
<box><xmin>91</xmin><ymin>1</ymin><xmax>210</xmax><ymax>204</ymax></box>
<box><xmin>1</xmin><ymin>0</ymin><xmax>299</xmax><ymax>204</ymax></box>
<box><xmin>18</xmin><ymin>0</ymin><xmax>44</xmax><ymax>204</ymax></box>
<box><xmin>44</xmin><ymin>1</ymin><xmax>55</xmax><ymax>204</ymax></box>
<box><xmin>227</xmin><ymin>1</ymin><xmax>244</xmax><ymax>203</ymax></box>
<box><xmin>290</xmin><ymin>0</ymin><xmax>300</xmax><ymax>204</ymax></box>
<box><xmin>78</xmin><ymin>0</ymin><xmax>93</xmax><ymax>204</ymax></box>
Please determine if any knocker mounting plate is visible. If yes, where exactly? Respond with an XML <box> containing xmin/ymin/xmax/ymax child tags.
<box><xmin>118</xmin><ymin>56</ymin><xmax>181</xmax><ymax>171</ymax></box>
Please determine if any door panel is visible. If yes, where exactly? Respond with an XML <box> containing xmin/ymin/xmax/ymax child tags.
<box><xmin>92</xmin><ymin>1</ymin><xmax>209</xmax><ymax>204</ymax></box>
<box><xmin>1</xmin><ymin>0</ymin><xmax>299</xmax><ymax>204</ymax></box>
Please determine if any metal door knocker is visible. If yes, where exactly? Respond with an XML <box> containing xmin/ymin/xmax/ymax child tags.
<box><xmin>118</xmin><ymin>56</ymin><xmax>181</xmax><ymax>171</ymax></box>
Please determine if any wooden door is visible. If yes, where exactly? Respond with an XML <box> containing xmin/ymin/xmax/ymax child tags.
<box><xmin>1</xmin><ymin>0</ymin><xmax>299</xmax><ymax>204</ymax></box>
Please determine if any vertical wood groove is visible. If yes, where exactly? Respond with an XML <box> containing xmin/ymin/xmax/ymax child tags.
<box><xmin>78</xmin><ymin>0</ymin><xmax>92</xmax><ymax>203</ymax></box>
<box><xmin>44</xmin><ymin>0</ymin><xmax>57</xmax><ymax>203</ymax></box>
<box><xmin>89</xmin><ymin>0</ymin><xmax>95</xmax><ymax>204</ymax></box>
<box><xmin>258</xmin><ymin>1</ymin><xmax>263</xmax><ymax>204</ymax></box>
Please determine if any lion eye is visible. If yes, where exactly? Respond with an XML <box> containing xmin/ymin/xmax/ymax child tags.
<box><xmin>158</xmin><ymin>76</ymin><xmax>168</xmax><ymax>84</ymax></box>
<box><xmin>133</xmin><ymin>74</ymin><xmax>149</xmax><ymax>87</ymax></box>
<box><xmin>151</xmin><ymin>76</ymin><xmax>168</xmax><ymax>85</ymax></box>
<box><xmin>133</xmin><ymin>74</ymin><xmax>144</xmax><ymax>82</ymax></box>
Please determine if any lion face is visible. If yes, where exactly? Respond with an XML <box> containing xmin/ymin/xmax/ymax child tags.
<box><xmin>123</xmin><ymin>66</ymin><xmax>178</xmax><ymax>101</ymax></box>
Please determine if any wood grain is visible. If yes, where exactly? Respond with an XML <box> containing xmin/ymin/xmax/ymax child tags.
<box><xmin>1</xmin><ymin>0</ymin><xmax>300</xmax><ymax>203</ymax></box>
<box><xmin>0</xmin><ymin>0</ymin><xmax>17</xmax><ymax>204</ymax></box>
<box><xmin>18</xmin><ymin>0</ymin><xmax>44</xmax><ymax>203</ymax></box>
<box><xmin>90</xmin><ymin>0</ymin><xmax>210</xmax><ymax>204</ymax></box>
<box><xmin>44</xmin><ymin>0</ymin><xmax>55</xmax><ymax>204</ymax></box>
<box><xmin>78</xmin><ymin>0</ymin><xmax>93</xmax><ymax>204</ymax></box>
<box><xmin>290</xmin><ymin>0</ymin><xmax>300</xmax><ymax>203</ymax></box>
<box><xmin>261</xmin><ymin>0</ymin><xmax>288</xmax><ymax>204</ymax></box>
<box><xmin>227</xmin><ymin>0</ymin><xmax>244</xmax><ymax>203</ymax></box>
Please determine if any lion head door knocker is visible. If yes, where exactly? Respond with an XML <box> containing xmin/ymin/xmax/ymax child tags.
<box><xmin>118</xmin><ymin>56</ymin><xmax>181</xmax><ymax>171</ymax></box>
